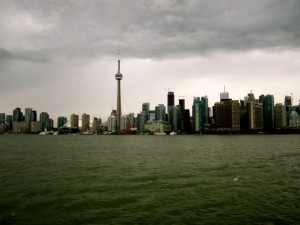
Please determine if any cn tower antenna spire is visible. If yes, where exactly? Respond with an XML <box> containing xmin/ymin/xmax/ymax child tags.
<box><xmin>115</xmin><ymin>44</ymin><xmax>123</xmax><ymax>131</ymax></box>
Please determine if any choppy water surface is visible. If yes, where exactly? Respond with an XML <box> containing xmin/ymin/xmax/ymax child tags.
<box><xmin>0</xmin><ymin>135</ymin><xmax>300</xmax><ymax>225</ymax></box>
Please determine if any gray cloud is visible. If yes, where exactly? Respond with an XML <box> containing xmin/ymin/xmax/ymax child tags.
<box><xmin>1</xmin><ymin>0</ymin><xmax>299</xmax><ymax>63</ymax></box>
<box><xmin>1</xmin><ymin>0</ymin><xmax>300</xmax><ymax>121</ymax></box>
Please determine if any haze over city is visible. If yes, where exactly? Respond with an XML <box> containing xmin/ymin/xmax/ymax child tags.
<box><xmin>1</xmin><ymin>0</ymin><xmax>300</xmax><ymax>121</ymax></box>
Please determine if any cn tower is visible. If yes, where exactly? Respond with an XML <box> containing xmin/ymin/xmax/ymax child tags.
<box><xmin>115</xmin><ymin>59</ymin><xmax>123</xmax><ymax>131</ymax></box>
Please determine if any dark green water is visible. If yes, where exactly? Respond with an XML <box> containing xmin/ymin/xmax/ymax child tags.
<box><xmin>0</xmin><ymin>135</ymin><xmax>299</xmax><ymax>225</ymax></box>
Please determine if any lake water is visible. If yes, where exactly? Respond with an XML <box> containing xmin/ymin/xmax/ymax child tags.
<box><xmin>0</xmin><ymin>134</ymin><xmax>300</xmax><ymax>225</ymax></box>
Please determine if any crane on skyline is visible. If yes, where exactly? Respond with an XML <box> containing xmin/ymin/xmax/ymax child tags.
<box><xmin>179</xmin><ymin>95</ymin><xmax>192</xmax><ymax>99</ymax></box>
<box><xmin>164</xmin><ymin>88</ymin><xmax>177</xmax><ymax>92</ymax></box>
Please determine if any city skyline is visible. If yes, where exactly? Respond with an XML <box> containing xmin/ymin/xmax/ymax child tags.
<box><xmin>1</xmin><ymin>1</ymin><xmax>300</xmax><ymax>121</ymax></box>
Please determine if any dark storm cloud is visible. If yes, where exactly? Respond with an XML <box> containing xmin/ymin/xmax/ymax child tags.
<box><xmin>0</xmin><ymin>0</ymin><xmax>299</xmax><ymax>63</ymax></box>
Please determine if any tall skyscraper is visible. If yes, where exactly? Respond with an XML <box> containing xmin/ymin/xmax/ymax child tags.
<box><xmin>274</xmin><ymin>103</ymin><xmax>287</xmax><ymax>129</ymax></box>
<box><xmin>137</xmin><ymin>112</ymin><xmax>147</xmax><ymax>132</ymax></box>
<box><xmin>0</xmin><ymin>113</ymin><xmax>5</xmax><ymax>123</ymax></box>
<box><xmin>120</xmin><ymin>115</ymin><xmax>129</xmax><ymax>131</ymax></box>
<box><xmin>70</xmin><ymin>113</ymin><xmax>79</xmax><ymax>128</ymax></box>
<box><xmin>115</xmin><ymin>59</ymin><xmax>123</xmax><ymax>131</ymax></box>
<box><xmin>142</xmin><ymin>102</ymin><xmax>150</xmax><ymax>121</ymax></box>
<box><xmin>167</xmin><ymin>92</ymin><xmax>175</xmax><ymax>119</ymax></box>
<box><xmin>261</xmin><ymin>94</ymin><xmax>274</xmax><ymax>131</ymax></box>
<box><xmin>40</xmin><ymin>112</ymin><xmax>50</xmax><ymax>131</ymax></box>
<box><xmin>82</xmin><ymin>113</ymin><xmax>90</xmax><ymax>132</ymax></box>
<box><xmin>169</xmin><ymin>106</ymin><xmax>180</xmax><ymax>131</ymax></box>
<box><xmin>201</xmin><ymin>96</ymin><xmax>209</xmax><ymax>124</ymax></box>
<box><xmin>193</xmin><ymin>97</ymin><xmax>205</xmax><ymax>132</ymax></box>
<box><xmin>155</xmin><ymin>104</ymin><xmax>166</xmax><ymax>121</ymax></box>
<box><xmin>13</xmin><ymin>107</ymin><xmax>23</xmax><ymax>122</ymax></box>
<box><xmin>107</xmin><ymin>115</ymin><xmax>116</xmax><ymax>133</ymax></box>
<box><xmin>25</xmin><ymin>108</ymin><xmax>33</xmax><ymax>123</ymax></box>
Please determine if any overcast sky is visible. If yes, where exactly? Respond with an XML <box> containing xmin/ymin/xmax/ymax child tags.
<box><xmin>1</xmin><ymin>0</ymin><xmax>300</xmax><ymax>122</ymax></box>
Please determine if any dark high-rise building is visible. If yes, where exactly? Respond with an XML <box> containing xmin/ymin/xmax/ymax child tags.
<box><xmin>261</xmin><ymin>94</ymin><xmax>274</xmax><ymax>131</ymax></box>
<box><xmin>193</xmin><ymin>97</ymin><xmax>205</xmax><ymax>132</ymax></box>
<box><xmin>167</xmin><ymin>92</ymin><xmax>175</xmax><ymax>119</ymax></box>
<box><xmin>179</xmin><ymin>98</ymin><xmax>185</xmax><ymax>131</ymax></box>
<box><xmin>214</xmin><ymin>100</ymin><xmax>240</xmax><ymax>132</ymax></box>
<box><xmin>25</xmin><ymin>108</ymin><xmax>33</xmax><ymax>123</ymax></box>
<box><xmin>40</xmin><ymin>112</ymin><xmax>50</xmax><ymax>131</ymax></box>
<box><xmin>33</xmin><ymin>110</ymin><xmax>37</xmax><ymax>122</ymax></box>
<box><xmin>142</xmin><ymin>102</ymin><xmax>150</xmax><ymax>121</ymax></box>
<box><xmin>5</xmin><ymin>115</ymin><xmax>13</xmax><ymax>129</ymax></box>
<box><xmin>155</xmin><ymin>104</ymin><xmax>166</xmax><ymax>121</ymax></box>
<box><xmin>115</xmin><ymin>59</ymin><xmax>123</xmax><ymax>131</ymax></box>
<box><xmin>137</xmin><ymin>111</ymin><xmax>147</xmax><ymax>132</ymax></box>
<box><xmin>183</xmin><ymin>109</ymin><xmax>192</xmax><ymax>134</ymax></box>
<box><xmin>169</xmin><ymin>106</ymin><xmax>181</xmax><ymax>131</ymax></box>
<box><xmin>57</xmin><ymin>116</ymin><xmax>67</xmax><ymax>128</ymax></box>
<box><xmin>0</xmin><ymin>113</ymin><xmax>5</xmax><ymax>123</ymax></box>
<box><xmin>201</xmin><ymin>96</ymin><xmax>209</xmax><ymax>124</ymax></box>
<box><xmin>13</xmin><ymin>107</ymin><xmax>23</xmax><ymax>122</ymax></box>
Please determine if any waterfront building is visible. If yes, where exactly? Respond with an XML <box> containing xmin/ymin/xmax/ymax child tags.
<box><xmin>144</xmin><ymin>120</ymin><xmax>171</xmax><ymax>133</ymax></box>
<box><xmin>121</xmin><ymin>115</ymin><xmax>129</xmax><ymax>131</ymax></box>
<box><xmin>92</xmin><ymin>117</ymin><xmax>102</xmax><ymax>134</ymax></box>
<box><xmin>70</xmin><ymin>113</ymin><xmax>79</xmax><ymax>128</ymax></box>
<box><xmin>179</xmin><ymin>99</ymin><xmax>185</xmax><ymax>115</ymax></box>
<box><xmin>13</xmin><ymin>121</ymin><xmax>28</xmax><ymax>133</ymax></box>
<box><xmin>169</xmin><ymin>106</ymin><xmax>181</xmax><ymax>132</ymax></box>
<box><xmin>0</xmin><ymin>113</ymin><xmax>9</xmax><ymax>133</ymax></box>
<box><xmin>5</xmin><ymin>115</ymin><xmax>13</xmax><ymax>129</ymax></box>
<box><xmin>288</xmin><ymin>110</ymin><xmax>300</xmax><ymax>127</ymax></box>
<box><xmin>246</xmin><ymin>101</ymin><xmax>264</xmax><ymax>131</ymax></box>
<box><xmin>183</xmin><ymin>109</ymin><xmax>192</xmax><ymax>134</ymax></box>
<box><xmin>178</xmin><ymin>98</ymin><xmax>185</xmax><ymax>131</ymax></box>
<box><xmin>149</xmin><ymin>110</ymin><xmax>155</xmax><ymax>122</ymax></box>
<box><xmin>260</xmin><ymin>94</ymin><xmax>274</xmax><ymax>131</ymax></box>
<box><xmin>33</xmin><ymin>110</ymin><xmax>37</xmax><ymax>122</ymax></box>
<box><xmin>193</xmin><ymin>97</ymin><xmax>205</xmax><ymax>133</ymax></box>
<box><xmin>201</xmin><ymin>96</ymin><xmax>209</xmax><ymax>125</ymax></box>
<box><xmin>40</xmin><ymin>112</ymin><xmax>50</xmax><ymax>131</ymax></box>
<box><xmin>31</xmin><ymin>121</ymin><xmax>42</xmax><ymax>133</ymax></box>
<box><xmin>254</xmin><ymin>103</ymin><xmax>264</xmax><ymax>130</ymax></box>
<box><xmin>214</xmin><ymin>100</ymin><xmax>240</xmax><ymax>132</ymax></box>
<box><xmin>167</xmin><ymin>92</ymin><xmax>175</xmax><ymax>119</ymax></box>
<box><xmin>115</xmin><ymin>59</ymin><xmax>123</xmax><ymax>131</ymax></box>
<box><xmin>25</xmin><ymin>108</ymin><xmax>33</xmax><ymax>123</ymax></box>
<box><xmin>81</xmin><ymin>113</ymin><xmax>90</xmax><ymax>132</ymax></box>
<box><xmin>137</xmin><ymin>112</ymin><xmax>147</xmax><ymax>132</ymax></box>
<box><xmin>274</xmin><ymin>103</ymin><xmax>287</xmax><ymax>129</ymax></box>
<box><xmin>155</xmin><ymin>104</ymin><xmax>166</xmax><ymax>121</ymax></box>
<box><xmin>284</xmin><ymin>95</ymin><xmax>293</xmax><ymax>126</ymax></box>
<box><xmin>128</xmin><ymin>113</ymin><xmax>135</xmax><ymax>128</ymax></box>
<box><xmin>0</xmin><ymin>113</ymin><xmax>5</xmax><ymax>123</ymax></box>
<box><xmin>13</xmin><ymin>107</ymin><xmax>23</xmax><ymax>122</ymax></box>
<box><xmin>142</xmin><ymin>103</ymin><xmax>150</xmax><ymax>121</ymax></box>
<box><xmin>107</xmin><ymin>115</ymin><xmax>116</xmax><ymax>133</ymax></box>
<box><xmin>57</xmin><ymin>116</ymin><xmax>67</xmax><ymax>128</ymax></box>
<box><xmin>0</xmin><ymin>123</ymin><xmax>9</xmax><ymax>133</ymax></box>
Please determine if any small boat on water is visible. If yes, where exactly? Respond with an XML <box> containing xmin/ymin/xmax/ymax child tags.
<box><xmin>154</xmin><ymin>132</ymin><xmax>166</xmax><ymax>135</ymax></box>
<box><xmin>170</xmin><ymin>131</ymin><xmax>177</xmax><ymax>135</ymax></box>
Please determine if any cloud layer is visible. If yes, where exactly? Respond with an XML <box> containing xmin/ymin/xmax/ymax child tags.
<box><xmin>1</xmin><ymin>0</ymin><xmax>300</xmax><ymax>121</ymax></box>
